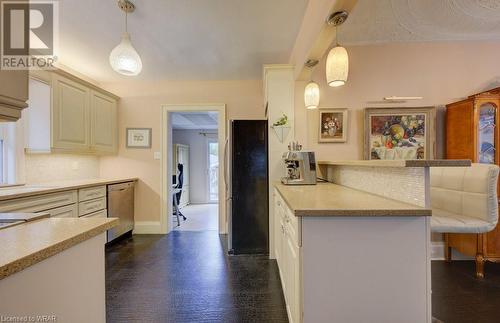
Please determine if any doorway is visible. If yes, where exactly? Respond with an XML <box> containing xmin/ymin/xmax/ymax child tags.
<box><xmin>161</xmin><ymin>104</ymin><xmax>226</xmax><ymax>234</ymax></box>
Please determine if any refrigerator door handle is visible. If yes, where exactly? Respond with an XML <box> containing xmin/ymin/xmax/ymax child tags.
<box><xmin>223</xmin><ymin>137</ymin><xmax>229</xmax><ymax>192</ymax></box>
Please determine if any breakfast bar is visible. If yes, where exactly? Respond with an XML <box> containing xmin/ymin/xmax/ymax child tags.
<box><xmin>273</xmin><ymin>159</ymin><xmax>471</xmax><ymax>323</ymax></box>
<box><xmin>0</xmin><ymin>217</ymin><xmax>118</xmax><ymax>323</ymax></box>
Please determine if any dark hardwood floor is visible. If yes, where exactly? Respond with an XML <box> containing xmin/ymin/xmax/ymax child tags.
<box><xmin>105</xmin><ymin>232</ymin><xmax>288</xmax><ymax>323</ymax></box>
<box><xmin>432</xmin><ymin>260</ymin><xmax>500</xmax><ymax>323</ymax></box>
<box><xmin>106</xmin><ymin>232</ymin><xmax>500</xmax><ymax>323</ymax></box>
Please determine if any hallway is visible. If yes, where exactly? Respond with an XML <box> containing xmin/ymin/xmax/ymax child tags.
<box><xmin>105</xmin><ymin>232</ymin><xmax>288</xmax><ymax>323</ymax></box>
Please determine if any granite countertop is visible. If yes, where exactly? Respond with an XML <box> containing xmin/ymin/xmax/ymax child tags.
<box><xmin>275</xmin><ymin>183</ymin><xmax>431</xmax><ymax>217</ymax></box>
<box><xmin>317</xmin><ymin>159</ymin><xmax>471</xmax><ymax>168</ymax></box>
<box><xmin>0</xmin><ymin>178</ymin><xmax>138</xmax><ymax>201</ymax></box>
<box><xmin>0</xmin><ymin>217</ymin><xmax>118</xmax><ymax>280</ymax></box>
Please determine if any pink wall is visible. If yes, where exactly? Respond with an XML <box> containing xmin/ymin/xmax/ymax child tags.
<box><xmin>295</xmin><ymin>41</ymin><xmax>500</xmax><ymax>161</ymax></box>
<box><xmin>100</xmin><ymin>80</ymin><xmax>263</xmax><ymax>222</ymax></box>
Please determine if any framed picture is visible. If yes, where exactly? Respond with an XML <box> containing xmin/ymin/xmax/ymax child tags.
<box><xmin>364</xmin><ymin>107</ymin><xmax>436</xmax><ymax>160</ymax></box>
<box><xmin>126</xmin><ymin>128</ymin><xmax>152</xmax><ymax>148</ymax></box>
<box><xmin>318</xmin><ymin>108</ymin><xmax>348</xmax><ymax>143</ymax></box>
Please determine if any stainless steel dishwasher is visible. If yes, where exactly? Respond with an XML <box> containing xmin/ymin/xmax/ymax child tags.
<box><xmin>107</xmin><ymin>182</ymin><xmax>134</xmax><ymax>242</ymax></box>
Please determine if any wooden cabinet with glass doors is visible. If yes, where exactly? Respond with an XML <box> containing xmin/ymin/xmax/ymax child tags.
<box><xmin>446</xmin><ymin>88</ymin><xmax>500</xmax><ymax>270</ymax></box>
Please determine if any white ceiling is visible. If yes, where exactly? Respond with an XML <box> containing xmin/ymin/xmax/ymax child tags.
<box><xmin>57</xmin><ymin>0</ymin><xmax>308</xmax><ymax>82</ymax></box>
<box><xmin>171</xmin><ymin>112</ymin><xmax>219</xmax><ymax>130</ymax></box>
<box><xmin>341</xmin><ymin>0</ymin><xmax>500</xmax><ymax>45</ymax></box>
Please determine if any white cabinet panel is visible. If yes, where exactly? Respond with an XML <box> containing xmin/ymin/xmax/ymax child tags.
<box><xmin>52</xmin><ymin>74</ymin><xmax>90</xmax><ymax>151</ymax></box>
<box><xmin>78</xmin><ymin>197</ymin><xmax>107</xmax><ymax>217</ymax></box>
<box><xmin>275</xmin><ymin>189</ymin><xmax>302</xmax><ymax>323</ymax></box>
<box><xmin>78</xmin><ymin>185</ymin><xmax>106</xmax><ymax>202</ymax></box>
<box><xmin>0</xmin><ymin>190</ymin><xmax>77</xmax><ymax>213</ymax></box>
<box><xmin>44</xmin><ymin>204</ymin><xmax>78</xmax><ymax>218</ymax></box>
<box><xmin>82</xmin><ymin>209</ymin><xmax>107</xmax><ymax>218</ymax></box>
<box><xmin>26</xmin><ymin>72</ymin><xmax>118</xmax><ymax>155</ymax></box>
<box><xmin>90</xmin><ymin>91</ymin><xmax>117</xmax><ymax>154</ymax></box>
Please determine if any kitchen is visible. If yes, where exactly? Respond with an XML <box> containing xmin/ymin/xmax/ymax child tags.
<box><xmin>1</xmin><ymin>1</ymin><xmax>500</xmax><ymax>323</ymax></box>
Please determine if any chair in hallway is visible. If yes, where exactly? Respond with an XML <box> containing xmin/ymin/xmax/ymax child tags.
<box><xmin>430</xmin><ymin>163</ymin><xmax>499</xmax><ymax>278</ymax></box>
<box><xmin>173</xmin><ymin>163</ymin><xmax>187</xmax><ymax>226</ymax></box>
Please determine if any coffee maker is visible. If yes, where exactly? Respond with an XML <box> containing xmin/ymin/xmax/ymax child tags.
<box><xmin>281</xmin><ymin>145</ymin><xmax>317</xmax><ymax>185</ymax></box>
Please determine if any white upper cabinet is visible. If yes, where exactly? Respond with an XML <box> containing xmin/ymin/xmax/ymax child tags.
<box><xmin>52</xmin><ymin>73</ymin><xmax>91</xmax><ymax>151</ymax></box>
<box><xmin>90</xmin><ymin>90</ymin><xmax>118</xmax><ymax>154</ymax></box>
<box><xmin>26</xmin><ymin>70</ymin><xmax>119</xmax><ymax>155</ymax></box>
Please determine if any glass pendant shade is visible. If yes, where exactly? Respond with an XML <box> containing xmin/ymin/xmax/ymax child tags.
<box><xmin>109</xmin><ymin>32</ymin><xmax>142</xmax><ymax>76</ymax></box>
<box><xmin>304</xmin><ymin>81</ymin><xmax>320</xmax><ymax>110</ymax></box>
<box><xmin>326</xmin><ymin>45</ymin><xmax>348</xmax><ymax>87</ymax></box>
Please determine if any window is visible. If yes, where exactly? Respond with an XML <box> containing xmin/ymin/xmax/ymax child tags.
<box><xmin>208</xmin><ymin>140</ymin><xmax>219</xmax><ymax>202</ymax></box>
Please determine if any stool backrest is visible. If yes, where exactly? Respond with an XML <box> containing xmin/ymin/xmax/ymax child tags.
<box><xmin>430</xmin><ymin>163</ymin><xmax>499</xmax><ymax>225</ymax></box>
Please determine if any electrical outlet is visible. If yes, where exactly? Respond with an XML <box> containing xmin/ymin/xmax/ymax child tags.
<box><xmin>154</xmin><ymin>151</ymin><xmax>161</xmax><ymax>160</ymax></box>
<box><xmin>71</xmin><ymin>161</ymin><xmax>79</xmax><ymax>170</ymax></box>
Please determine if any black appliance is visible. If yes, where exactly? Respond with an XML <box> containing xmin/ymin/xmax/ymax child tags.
<box><xmin>227</xmin><ymin>120</ymin><xmax>269</xmax><ymax>255</ymax></box>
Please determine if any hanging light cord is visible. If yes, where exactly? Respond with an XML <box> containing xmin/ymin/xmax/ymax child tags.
<box><xmin>125</xmin><ymin>9</ymin><xmax>128</xmax><ymax>33</ymax></box>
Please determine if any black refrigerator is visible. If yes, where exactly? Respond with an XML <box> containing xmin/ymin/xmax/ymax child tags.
<box><xmin>227</xmin><ymin>120</ymin><xmax>269</xmax><ymax>255</ymax></box>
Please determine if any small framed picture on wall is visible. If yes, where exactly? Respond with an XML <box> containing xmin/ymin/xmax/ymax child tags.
<box><xmin>126</xmin><ymin>128</ymin><xmax>152</xmax><ymax>148</ymax></box>
<box><xmin>318</xmin><ymin>108</ymin><xmax>348</xmax><ymax>143</ymax></box>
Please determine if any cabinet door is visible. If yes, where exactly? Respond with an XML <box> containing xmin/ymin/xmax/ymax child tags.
<box><xmin>52</xmin><ymin>74</ymin><xmax>90</xmax><ymax>151</ymax></box>
<box><xmin>285</xmin><ymin>233</ymin><xmax>300</xmax><ymax>323</ymax></box>
<box><xmin>274</xmin><ymin>193</ymin><xmax>282</xmax><ymax>264</ymax></box>
<box><xmin>44</xmin><ymin>204</ymin><xmax>78</xmax><ymax>218</ymax></box>
<box><xmin>475</xmin><ymin>99</ymin><xmax>499</xmax><ymax>164</ymax></box>
<box><xmin>90</xmin><ymin>90</ymin><xmax>118</xmax><ymax>154</ymax></box>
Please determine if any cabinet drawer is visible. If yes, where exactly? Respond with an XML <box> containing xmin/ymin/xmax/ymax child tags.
<box><xmin>276</xmin><ymin>189</ymin><xmax>301</xmax><ymax>247</ymax></box>
<box><xmin>0</xmin><ymin>190</ymin><xmax>77</xmax><ymax>213</ymax></box>
<box><xmin>43</xmin><ymin>204</ymin><xmax>78</xmax><ymax>218</ymax></box>
<box><xmin>79</xmin><ymin>197</ymin><xmax>107</xmax><ymax>217</ymax></box>
<box><xmin>78</xmin><ymin>185</ymin><xmax>106</xmax><ymax>202</ymax></box>
<box><xmin>82</xmin><ymin>208</ymin><xmax>107</xmax><ymax>218</ymax></box>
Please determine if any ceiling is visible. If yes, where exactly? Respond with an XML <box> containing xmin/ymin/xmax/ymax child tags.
<box><xmin>341</xmin><ymin>0</ymin><xmax>500</xmax><ymax>45</ymax></box>
<box><xmin>57</xmin><ymin>0</ymin><xmax>308</xmax><ymax>82</ymax></box>
<box><xmin>171</xmin><ymin>112</ymin><xmax>219</xmax><ymax>130</ymax></box>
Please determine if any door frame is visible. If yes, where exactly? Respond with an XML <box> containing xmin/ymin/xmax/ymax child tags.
<box><xmin>161</xmin><ymin>104</ymin><xmax>227</xmax><ymax>234</ymax></box>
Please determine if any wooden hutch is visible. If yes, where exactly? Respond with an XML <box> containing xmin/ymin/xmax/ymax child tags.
<box><xmin>446</xmin><ymin>87</ymin><xmax>500</xmax><ymax>277</ymax></box>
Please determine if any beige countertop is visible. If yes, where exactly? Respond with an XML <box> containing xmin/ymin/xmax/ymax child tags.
<box><xmin>0</xmin><ymin>217</ymin><xmax>118</xmax><ymax>280</ymax></box>
<box><xmin>0</xmin><ymin>178</ymin><xmax>138</xmax><ymax>201</ymax></box>
<box><xmin>317</xmin><ymin>159</ymin><xmax>471</xmax><ymax>168</ymax></box>
<box><xmin>275</xmin><ymin>183</ymin><xmax>431</xmax><ymax>217</ymax></box>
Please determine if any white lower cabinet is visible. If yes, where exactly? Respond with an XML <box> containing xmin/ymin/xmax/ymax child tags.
<box><xmin>0</xmin><ymin>185</ymin><xmax>107</xmax><ymax>219</ymax></box>
<box><xmin>43</xmin><ymin>204</ymin><xmax>78</xmax><ymax>218</ymax></box>
<box><xmin>274</xmin><ymin>189</ymin><xmax>302</xmax><ymax>323</ymax></box>
<box><xmin>82</xmin><ymin>209</ymin><xmax>107</xmax><ymax>218</ymax></box>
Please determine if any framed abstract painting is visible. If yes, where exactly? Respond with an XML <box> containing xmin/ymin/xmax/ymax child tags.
<box><xmin>364</xmin><ymin>107</ymin><xmax>436</xmax><ymax>160</ymax></box>
<box><xmin>318</xmin><ymin>108</ymin><xmax>348</xmax><ymax>143</ymax></box>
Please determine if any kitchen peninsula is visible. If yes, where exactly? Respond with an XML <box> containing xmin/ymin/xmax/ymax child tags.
<box><xmin>0</xmin><ymin>217</ymin><xmax>117</xmax><ymax>323</ymax></box>
<box><xmin>273</xmin><ymin>159</ymin><xmax>470</xmax><ymax>323</ymax></box>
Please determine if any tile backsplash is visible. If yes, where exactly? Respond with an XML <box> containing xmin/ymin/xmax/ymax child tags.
<box><xmin>25</xmin><ymin>153</ymin><xmax>100</xmax><ymax>183</ymax></box>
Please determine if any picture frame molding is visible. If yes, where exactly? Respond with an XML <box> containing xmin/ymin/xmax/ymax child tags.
<box><xmin>363</xmin><ymin>107</ymin><xmax>436</xmax><ymax>160</ymax></box>
<box><xmin>318</xmin><ymin>108</ymin><xmax>349</xmax><ymax>143</ymax></box>
<box><xmin>126</xmin><ymin>127</ymin><xmax>152</xmax><ymax>149</ymax></box>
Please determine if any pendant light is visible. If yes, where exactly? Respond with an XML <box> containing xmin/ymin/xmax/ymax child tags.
<box><xmin>109</xmin><ymin>0</ymin><xmax>143</xmax><ymax>76</ymax></box>
<box><xmin>304</xmin><ymin>59</ymin><xmax>320</xmax><ymax>110</ymax></box>
<box><xmin>326</xmin><ymin>11</ymin><xmax>349</xmax><ymax>87</ymax></box>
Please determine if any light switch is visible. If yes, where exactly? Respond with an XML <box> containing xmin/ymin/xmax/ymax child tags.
<box><xmin>71</xmin><ymin>161</ymin><xmax>79</xmax><ymax>170</ymax></box>
<box><xmin>154</xmin><ymin>151</ymin><xmax>161</xmax><ymax>160</ymax></box>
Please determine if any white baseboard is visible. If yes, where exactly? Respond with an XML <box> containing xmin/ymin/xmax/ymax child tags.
<box><xmin>133</xmin><ymin>221</ymin><xmax>163</xmax><ymax>234</ymax></box>
<box><xmin>431</xmin><ymin>241</ymin><xmax>474</xmax><ymax>261</ymax></box>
